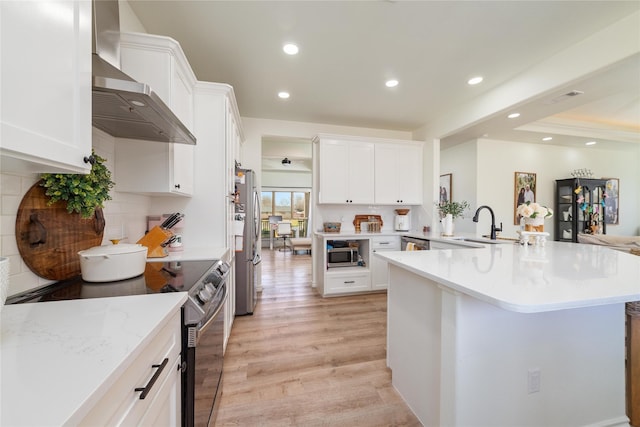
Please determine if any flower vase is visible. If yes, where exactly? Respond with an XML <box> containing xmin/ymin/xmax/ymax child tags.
<box><xmin>442</xmin><ymin>214</ymin><xmax>454</xmax><ymax>236</ymax></box>
<box><xmin>524</xmin><ymin>216</ymin><xmax>544</xmax><ymax>232</ymax></box>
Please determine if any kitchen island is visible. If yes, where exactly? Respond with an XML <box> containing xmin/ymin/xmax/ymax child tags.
<box><xmin>1</xmin><ymin>292</ymin><xmax>187</xmax><ymax>426</ymax></box>
<box><xmin>376</xmin><ymin>241</ymin><xmax>640</xmax><ymax>427</ymax></box>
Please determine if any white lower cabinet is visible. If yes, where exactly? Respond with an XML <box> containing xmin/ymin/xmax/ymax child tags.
<box><xmin>79</xmin><ymin>311</ymin><xmax>182</xmax><ymax>426</ymax></box>
<box><xmin>371</xmin><ymin>236</ymin><xmax>400</xmax><ymax>290</ymax></box>
<box><xmin>317</xmin><ymin>235</ymin><xmax>401</xmax><ymax>296</ymax></box>
<box><xmin>325</xmin><ymin>271</ymin><xmax>371</xmax><ymax>294</ymax></box>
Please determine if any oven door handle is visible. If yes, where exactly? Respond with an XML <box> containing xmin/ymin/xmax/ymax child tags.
<box><xmin>196</xmin><ymin>285</ymin><xmax>227</xmax><ymax>342</ymax></box>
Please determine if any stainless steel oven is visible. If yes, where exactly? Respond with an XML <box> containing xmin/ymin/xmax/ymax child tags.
<box><xmin>182</xmin><ymin>260</ymin><xmax>229</xmax><ymax>427</ymax></box>
<box><xmin>6</xmin><ymin>258</ymin><xmax>230</xmax><ymax>427</ymax></box>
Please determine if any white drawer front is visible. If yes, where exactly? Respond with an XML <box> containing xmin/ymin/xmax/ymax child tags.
<box><xmin>325</xmin><ymin>273</ymin><xmax>371</xmax><ymax>294</ymax></box>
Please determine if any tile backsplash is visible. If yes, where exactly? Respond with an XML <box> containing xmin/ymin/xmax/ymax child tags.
<box><xmin>0</xmin><ymin>128</ymin><xmax>151</xmax><ymax>297</ymax></box>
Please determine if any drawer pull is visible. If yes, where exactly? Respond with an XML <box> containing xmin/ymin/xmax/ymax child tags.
<box><xmin>344</xmin><ymin>280</ymin><xmax>355</xmax><ymax>284</ymax></box>
<box><xmin>135</xmin><ymin>357</ymin><xmax>169</xmax><ymax>400</ymax></box>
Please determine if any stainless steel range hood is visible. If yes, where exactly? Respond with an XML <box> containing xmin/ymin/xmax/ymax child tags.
<box><xmin>92</xmin><ymin>0</ymin><xmax>196</xmax><ymax>145</ymax></box>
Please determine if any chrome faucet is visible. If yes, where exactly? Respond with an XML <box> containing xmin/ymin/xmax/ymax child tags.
<box><xmin>472</xmin><ymin>205</ymin><xmax>502</xmax><ymax>240</ymax></box>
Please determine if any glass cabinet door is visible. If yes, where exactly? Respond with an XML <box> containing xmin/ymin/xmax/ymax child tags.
<box><xmin>555</xmin><ymin>178</ymin><xmax>606</xmax><ymax>242</ymax></box>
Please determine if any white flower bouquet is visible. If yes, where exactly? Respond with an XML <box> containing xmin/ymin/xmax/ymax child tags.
<box><xmin>517</xmin><ymin>201</ymin><xmax>554</xmax><ymax>219</ymax></box>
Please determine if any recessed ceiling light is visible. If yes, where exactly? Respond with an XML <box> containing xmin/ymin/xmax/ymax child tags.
<box><xmin>385</xmin><ymin>79</ymin><xmax>399</xmax><ymax>88</ymax></box>
<box><xmin>283</xmin><ymin>43</ymin><xmax>299</xmax><ymax>55</ymax></box>
<box><xmin>542</xmin><ymin>137</ymin><xmax>553</xmax><ymax>141</ymax></box>
<box><xmin>467</xmin><ymin>76</ymin><xmax>483</xmax><ymax>85</ymax></box>
<box><xmin>585</xmin><ymin>141</ymin><xmax>597</xmax><ymax>146</ymax></box>
<box><xmin>507</xmin><ymin>113</ymin><xmax>521</xmax><ymax>119</ymax></box>
<box><xmin>278</xmin><ymin>91</ymin><xmax>290</xmax><ymax>99</ymax></box>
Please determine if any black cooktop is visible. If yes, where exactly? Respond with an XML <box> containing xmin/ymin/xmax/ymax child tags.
<box><xmin>7</xmin><ymin>260</ymin><xmax>216</xmax><ymax>305</ymax></box>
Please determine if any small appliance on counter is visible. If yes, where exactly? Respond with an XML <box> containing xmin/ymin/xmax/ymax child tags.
<box><xmin>394</xmin><ymin>209</ymin><xmax>410</xmax><ymax>231</ymax></box>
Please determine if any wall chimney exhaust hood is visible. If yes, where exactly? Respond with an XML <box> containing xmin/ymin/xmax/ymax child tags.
<box><xmin>92</xmin><ymin>0</ymin><xmax>196</xmax><ymax>145</ymax></box>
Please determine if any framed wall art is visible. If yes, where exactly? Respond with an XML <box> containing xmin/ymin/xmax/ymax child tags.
<box><xmin>514</xmin><ymin>172</ymin><xmax>536</xmax><ymax>224</ymax></box>
<box><xmin>439</xmin><ymin>173</ymin><xmax>452</xmax><ymax>205</ymax></box>
<box><xmin>604</xmin><ymin>178</ymin><xmax>619</xmax><ymax>225</ymax></box>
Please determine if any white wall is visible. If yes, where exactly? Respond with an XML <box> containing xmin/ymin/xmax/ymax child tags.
<box><xmin>439</xmin><ymin>140</ymin><xmax>478</xmax><ymax>234</ymax></box>
<box><xmin>442</xmin><ymin>138</ymin><xmax>640</xmax><ymax>239</ymax></box>
<box><xmin>262</xmin><ymin>171</ymin><xmax>312</xmax><ymax>188</ymax></box>
<box><xmin>119</xmin><ymin>0</ymin><xmax>147</xmax><ymax>33</ymax></box>
<box><xmin>0</xmin><ymin>129</ymin><xmax>152</xmax><ymax>297</ymax></box>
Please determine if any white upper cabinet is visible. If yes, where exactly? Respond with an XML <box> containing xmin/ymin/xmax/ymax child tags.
<box><xmin>316</xmin><ymin>137</ymin><xmax>375</xmax><ymax>204</ymax></box>
<box><xmin>1</xmin><ymin>0</ymin><xmax>92</xmax><ymax>173</ymax></box>
<box><xmin>374</xmin><ymin>141</ymin><xmax>423</xmax><ymax>205</ymax></box>
<box><xmin>115</xmin><ymin>32</ymin><xmax>197</xmax><ymax>196</ymax></box>
<box><xmin>315</xmin><ymin>134</ymin><xmax>423</xmax><ymax>205</ymax></box>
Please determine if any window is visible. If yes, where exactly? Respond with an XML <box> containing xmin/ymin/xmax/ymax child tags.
<box><xmin>261</xmin><ymin>190</ymin><xmax>310</xmax><ymax>237</ymax></box>
<box><xmin>261</xmin><ymin>191</ymin><xmax>309</xmax><ymax>220</ymax></box>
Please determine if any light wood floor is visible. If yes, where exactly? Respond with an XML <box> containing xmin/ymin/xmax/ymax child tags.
<box><xmin>215</xmin><ymin>249</ymin><xmax>421</xmax><ymax>426</ymax></box>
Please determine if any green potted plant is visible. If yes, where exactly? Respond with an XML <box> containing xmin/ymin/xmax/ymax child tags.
<box><xmin>40</xmin><ymin>151</ymin><xmax>115</xmax><ymax>219</ymax></box>
<box><xmin>437</xmin><ymin>200</ymin><xmax>470</xmax><ymax>220</ymax></box>
<box><xmin>436</xmin><ymin>200</ymin><xmax>470</xmax><ymax>236</ymax></box>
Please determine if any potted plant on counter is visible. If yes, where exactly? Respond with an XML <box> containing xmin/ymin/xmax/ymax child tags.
<box><xmin>436</xmin><ymin>200</ymin><xmax>470</xmax><ymax>236</ymax></box>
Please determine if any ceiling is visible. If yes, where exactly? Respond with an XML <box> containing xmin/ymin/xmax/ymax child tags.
<box><xmin>126</xmin><ymin>1</ymin><xmax>640</xmax><ymax>153</ymax></box>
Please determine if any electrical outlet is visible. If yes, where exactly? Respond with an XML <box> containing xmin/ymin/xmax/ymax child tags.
<box><xmin>528</xmin><ymin>368</ymin><xmax>541</xmax><ymax>393</ymax></box>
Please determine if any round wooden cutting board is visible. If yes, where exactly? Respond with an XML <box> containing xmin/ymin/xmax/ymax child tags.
<box><xmin>15</xmin><ymin>181</ymin><xmax>105</xmax><ymax>280</ymax></box>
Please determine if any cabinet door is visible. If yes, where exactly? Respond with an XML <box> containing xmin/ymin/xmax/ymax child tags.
<box><xmin>374</xmin><ymin>142</ymin><xmax>422</xmax><ymax>204</ymax></box>
<box><xmin>318</xmin><ymin>139</ymin><xmax>374</xmax><ymax>204</ymax></box>
<box><xmin>374</xmin><ymin>144</ymin><xmax>399</xmax><ymax>204</ymax></box>
<box><xmin>371</xmin><ymin>237</ymin><xmax>400</xmax><ymax>290</ymax></box>
<box><xmin>347</xmin><ymin>142</ymin><xmax>375</xmax><ymax>204</ymax></box>
<box><xmin>398</xmin><ymin>143</ymin><xmax>423</xmax><ymax>204</ymax></box>
<box><xmin>173</xmin><ymin>143</ymin><xmax>194</xmax><ymax>195</ymax></box>
<box><xmin>318</xmin><ymin>140</ymin><xmax>350</xmax><ymax>203</ymax></box>
<box><xmin>555</xmin><ymin>180</ymin><xmax>574</xmax><ymax>242</ymax></box>
<box><xmin>136</xmin><ymin>361</ymin><xmax>181</xmax><ymax>426</ymax></box>
<box><xmin>1</xmin><ymin>0</ymin><xmax>92</xmax><ymax>173</ymax></box>
<box><xmin>115</xmin><ymin>140</ymin><xmax>193</xmax><ymax>196</ymax></box>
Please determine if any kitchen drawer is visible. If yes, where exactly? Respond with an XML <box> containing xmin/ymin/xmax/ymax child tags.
<box><xmin>325</xmin><ymin>271</ymin><xmax>371</xmax><ymax>294</ymax></box>
<box><xmin>372</xmin><ymin>236</ymin><xmax>400</xmax><ymax>251</ymax></box>
<box><xmin>79</xmin><ymin>310</ymin><xmax>181</xmax><ymax>425</ymax></box>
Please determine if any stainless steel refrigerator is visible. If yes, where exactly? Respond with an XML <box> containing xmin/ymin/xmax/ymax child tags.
<box><xmin>234</xmin><ymin>168</ymin><xmax>261</xmax><ymax>315</ymax></box>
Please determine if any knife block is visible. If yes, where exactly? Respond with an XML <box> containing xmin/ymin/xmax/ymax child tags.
<box><xmin>137</xmin><ymin>226</ymin><xmax>173</xmax><ymax>258</ymax></box>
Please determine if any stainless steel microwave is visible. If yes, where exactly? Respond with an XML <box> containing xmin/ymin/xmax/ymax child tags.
<box><xmin>327</xmin><ymin>246</ymin><xmax>359</xmax><ymax>267</ymax></box>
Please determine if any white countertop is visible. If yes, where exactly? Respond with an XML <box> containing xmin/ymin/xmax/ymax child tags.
<box><xmin>376</xmin><ymin>241</ymin><xmax>640</xmax><ymax>313</ymax></box>
<box><xmin>0</xmin><ymin>293</ymin><xmax>187</xmax><ymax>426</ymax></box>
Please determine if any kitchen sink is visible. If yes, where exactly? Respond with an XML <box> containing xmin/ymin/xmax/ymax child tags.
<box><xmin>461</xmin><ymin>236</ymin><xmax>516</xmax><ymax>245</ymax></box>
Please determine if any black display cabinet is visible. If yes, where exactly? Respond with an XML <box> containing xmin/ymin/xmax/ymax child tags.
<box><xmin>555</xmin><ymin>178</ymin><xmax>607</xmax><ymax>242</ymax></box>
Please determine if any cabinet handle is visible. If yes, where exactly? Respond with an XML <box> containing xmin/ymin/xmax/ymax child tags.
<box><xmin>135</xmin><ymin>357</ymin><xmax>169</xmax><ymax>400</ymax></box>
<box><xmin>174</xmin><ymin>184</ymin><xmax>181</xmax><ymax>189</ymax></box>
<box><xmin>344</xmin><ymin>280</ymin><xmax>355</xmax><ymax>284</ymax></box>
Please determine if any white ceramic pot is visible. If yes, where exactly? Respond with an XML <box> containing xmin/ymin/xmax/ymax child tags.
<box><xmin>78</xmin><ymin>243</ymin><xmax>147</xmax><ymax>282</ymax></box>
<box><xmin>441</xmin><ymin>214</ymin><xmax>454</xmax><ymax>236</ymax></box>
